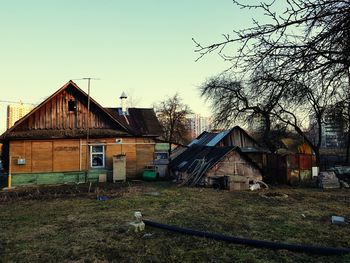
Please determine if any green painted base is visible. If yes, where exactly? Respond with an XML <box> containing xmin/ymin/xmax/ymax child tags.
<box><xmin>11</xmin><ymin>170</ymin><xmax>110</xmax><ymax>187</ymax></box>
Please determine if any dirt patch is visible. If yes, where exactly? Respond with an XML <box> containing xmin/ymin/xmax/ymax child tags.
<box><xmin>0</xmin><ymin>182</ymin><xmax>148</xmax><ymax>202</ymax></box>
<box><xmin>260</xmin><ymin>191</ymin><xmax>289</xmax><ymax>199</ymax></box>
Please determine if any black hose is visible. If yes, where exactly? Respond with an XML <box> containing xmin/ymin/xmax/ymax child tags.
<box><xmin>143</xmin><ymin>219</ymin><xmax>350</xmax><ymax>255</ymax></box>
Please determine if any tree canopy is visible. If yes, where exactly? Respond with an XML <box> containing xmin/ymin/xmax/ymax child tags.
<box><xmin>154</xmin><ymin>93</ymin><xmax>192</xmax><ymax>145</ymax></box>
<box><xmin>197</xmin><ymin>0</ymin><xmax>350</xmax><ymax>165</ymax></box>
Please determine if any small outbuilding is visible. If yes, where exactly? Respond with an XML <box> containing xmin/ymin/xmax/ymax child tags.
<box><xmin>170</xmin><ymin>127</ymin><xmax>265</xmax><ymax>190</ymax></box>
<box><xmin>266</xmin><ymin>138</ymin><xmax>316</xmax><ymax>184</ymax></box>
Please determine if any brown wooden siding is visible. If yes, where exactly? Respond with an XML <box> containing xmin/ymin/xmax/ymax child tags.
<box><xmin>53</xmin><ymin>140</ymin><xmax>81</xmax><ymax>171</ymax></box>
<box><xmin>136</xmin><ymin>139</ymin><xmax>155</xmax><ymax>175</ymax></box>
<box><xmin>15</xmin><ymin>87</ymin><xmax>116</xmax><ymax>132</ymax></box>
<box><xmin>10</xmin><ymin>141</ymin><xmax>32</xmax><ymax>174</ymax></box>
<box><xmin>221</xmin><ymin>129</ymin><xmax>259</xmax><ymax>148</ymax></box>
<box><xmin>10</xmin><ymin>137</ymin><xmax>156</xmax><ymax>178</ymax></box>
<box><xmin>206</xmin><ymin>151</ymin><xmax>262</xmax><ymax>180</ymax></box>
<box><xmin>32</xmin><ymin>141</ymin><xmax>53</xmax><ymax>173</ymax></box>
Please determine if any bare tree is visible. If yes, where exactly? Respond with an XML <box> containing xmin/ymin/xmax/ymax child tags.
<box><xmin>197</xmin><ymin>0</ymin><xmax>350</xmax><ymax>166</ymax></box>
<box><xmin>201</xmin><ymin>73</ymin><xmax>283</xmax><ymax>151</ymax></box>
<box><xmin>194</xmin><ymin>1</ymin><xmax>350</xmax><ymax>72</ymax></box>
<box><xmin>154</xmin><ymin>94</ymin><xmax>192</xmax><ymax>145</ymax></box>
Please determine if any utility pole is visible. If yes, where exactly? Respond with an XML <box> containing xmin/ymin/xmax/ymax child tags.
<box><xmin>81</xmin><ymin>77</ymin><xmax>100</xmax><ymax>182</ymax></box>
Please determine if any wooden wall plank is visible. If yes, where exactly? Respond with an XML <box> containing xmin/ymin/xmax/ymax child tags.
<box><xmin>136</xmin><ymin>144</ymin><xmax>154</xmax><ymax>174</ymax></box>
<box><xmin>53</xmin><ymin>140</ymin><xmax>80</xmax><ymax>172</ymax></box>
<box><xmin>52</xmin><ymin>96</ymin><xmax>56</xmax><ymax>129</ymax></box>
<box><xmin>31</xmin><ymin>141</ymin><xmax>53</xmax><ymax>173</ymax></box>
<box><xmin>10</xmin><ymin>141</ymin><xmax>32</xmax><ymax>173</ymax></box>
<box><xmin>8</xmin><ymin>85</ymin><xmax>124</xmax><ymax>133</ymax></box>
<box><xmin>10</xmin><ymin>137</ymin><xmax>157</xmax><ymax>179</ymax></box>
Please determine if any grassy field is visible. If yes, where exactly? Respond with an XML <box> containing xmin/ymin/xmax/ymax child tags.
<box><xmin>0</xmin><ymin>182</ymin><xmax>350</xmax><ymax>263</ymax></box>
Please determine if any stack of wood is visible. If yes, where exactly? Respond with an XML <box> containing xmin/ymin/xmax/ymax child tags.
<box><xmin>318</xmin><ymin>171</ymin><xmax>340</xmax><ymax>189</ymax></box>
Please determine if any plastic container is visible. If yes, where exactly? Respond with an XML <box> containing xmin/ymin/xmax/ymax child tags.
<box><xmin>143</xmin><ymin>170</ymin><xmax>157</xmax><ymax>181</ymax></box>
<box><xmin>331</xmin><ymin>216</ymin><xmax>345</xmax><ymax>225</ymax></box>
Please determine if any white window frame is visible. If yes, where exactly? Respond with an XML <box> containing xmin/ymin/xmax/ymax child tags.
<box><xmin>90</xmin><ymin>145</ymin><xmax>105</xmax><ymax>168</ymax></box>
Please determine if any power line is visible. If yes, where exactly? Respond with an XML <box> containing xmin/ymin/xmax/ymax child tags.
<box><xmin>0</xmin><ymin>100</ymin><xmax>37</xmax><ymax>105</ymax></box>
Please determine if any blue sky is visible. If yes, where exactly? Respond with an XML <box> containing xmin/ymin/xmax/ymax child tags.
<box><xmin>0</xmin><ymin>0</ymin><xmax>264</xmax><ymax>132</ymax></box>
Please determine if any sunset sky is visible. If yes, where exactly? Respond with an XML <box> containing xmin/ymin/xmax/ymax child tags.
<box><xmin>0</xmin><ymin>0</ymin><xmax>267</xmax><ymax>132</ymax></box>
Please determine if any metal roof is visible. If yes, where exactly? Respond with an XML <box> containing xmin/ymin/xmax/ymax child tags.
<box><xmin>188</xmin><ymin>131</ymin><xmax>228</xmax><ymax>147</ymax></box>
<box><xmin>170</xmin><ymin>145</ymin><xmax>262</xmax><ymax>174</ymax></box>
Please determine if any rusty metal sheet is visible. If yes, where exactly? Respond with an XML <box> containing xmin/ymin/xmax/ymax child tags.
<box><xmin>300</xmin><ymin>170</ymin><xmax>312</xmax><ymax>181</ymax></box>
<box><xmin>288</xmin><ymin>169</ymin><xmax>299</xmax><ymax>184</ymax></box>
<box><xmin>288</xmin><ymin>155</ymin><xmax>299</xmax><ymax>169</ymax></box>
<box><xmin>299</xmin><ymin>154</ymin><xmax>313</xmax><ymax>170</ymax></box>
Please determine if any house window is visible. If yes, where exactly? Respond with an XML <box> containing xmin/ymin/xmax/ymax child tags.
<box><xmin>90</xmin><ymin>145</ymin><xmax>105</xmax><ymax>168</ymax></box>
<box><xmin>155</xmin><ymin>152</ymin><xmax>169</xmax><ymax>160</ymax></box>
<box><xmin>68</xmin><ymin>99</ymin><xmax>77</xmax><ymax>112</ymax></box>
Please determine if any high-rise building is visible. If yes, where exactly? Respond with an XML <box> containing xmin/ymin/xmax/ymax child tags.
<box><xmin>7</xmin><ymin>103</ymin><xmax>34</xmax><ymax>129</ymax></box>
<box><xmin>308</xmin><ymin>107</ymin><xmax>345</xmax><ymax>148</ymax></box>
<box><xmin>188</xmin><ymin>114</ymin><xmax>213</xmax><ymax>138</ymax></box>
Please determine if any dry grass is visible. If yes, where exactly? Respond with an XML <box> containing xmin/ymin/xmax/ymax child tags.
<box><xmin>0</xmin><ymin>182</ymin><xmax>350</xmax><ymax>262</ymax></box>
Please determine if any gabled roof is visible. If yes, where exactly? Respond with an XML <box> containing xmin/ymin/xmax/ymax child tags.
<box><xmin>188</xmin><ymin>131</ymin><xmax>219</xmax><ymax>146</ymax></box>
<box><xmin>170</xmin><ymin>145</ymin><xmax>262</xmax><ymax>174</ymax></box>
<box><xmin>105</xmin><ymin>108</ymin><xmax>162</xmax><ymax>137</ymax></box>
<box><xmin>1</xmin><ymin>81</ymin><xmax>161</xmax><ymax>140</ymax></box>
<box><xmin>170</xmin><ymin>145</ymin><xmax>234</xmax><ymax>173</ymax></box>
<box><xmin>278</xmin><ymin>138</ymin><xmax>313</xmax><ymax>155</ymax></box>
<box><xmin>188</xmin><ymin>126</ymin><xmax>268</xmax><ymax>152</ymax></box>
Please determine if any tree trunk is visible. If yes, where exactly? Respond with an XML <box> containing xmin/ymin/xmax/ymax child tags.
<box><xmin>314</xmin><ymin>147</ymin><xmax>321</xmax><ymax>168</ymax></box>
<box><xmin>315</xmin><ymin>114</ymin><xmax>323</xmax><ymax>168</ymax></box>
<box><xmin>346</xmin><ymin>68</ymin><xmax>350</xmax><ymax>164</ymax></box>
<box><xmin>346</xmin><ymin>125</ymin><xmax>350</xmax><ymax>164</ymax></box>
<box><xmin>262</xmin><ymin>113</ymin><xmax>275</xmax><ymax>152</ymax></box>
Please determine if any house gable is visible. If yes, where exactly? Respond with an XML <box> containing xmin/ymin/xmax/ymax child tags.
<box><xmin>189</xmin><ymin>126</ymin><xmax>264</xmax><ymax>149</ymax></box>
<box><xmin>2</xmin><ymin>81</ymin><xmax>131</xmax><ymax>139</ymax></box>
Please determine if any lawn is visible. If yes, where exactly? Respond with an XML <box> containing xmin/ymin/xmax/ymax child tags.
<box><xmin>0</xmin><ymin>182</ymin><xmax>349</xmax><ymax>263</ymax></box>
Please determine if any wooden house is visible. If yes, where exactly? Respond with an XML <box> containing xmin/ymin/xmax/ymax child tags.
<box><xmin>0</xmin><ymin>80</ymin><xmax>162</xmax><ymax>187</ymax></box>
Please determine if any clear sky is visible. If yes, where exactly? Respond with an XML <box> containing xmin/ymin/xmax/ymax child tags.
<box><xmin>0</xmin><ymin>0</ymin><xmax>262</xmax><ymax>132</ymax></box>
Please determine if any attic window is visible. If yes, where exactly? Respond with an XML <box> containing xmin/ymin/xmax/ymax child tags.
<box><xmin>68</xmin><ymin>100</ymin><xmax>77</xmax><ymax>112</ymax></box>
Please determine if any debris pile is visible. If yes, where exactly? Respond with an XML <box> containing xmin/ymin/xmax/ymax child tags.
<box><xmin>318</xmin><ymin>171</ymin><xmax>340</xmax><ymax>189</ymax></box>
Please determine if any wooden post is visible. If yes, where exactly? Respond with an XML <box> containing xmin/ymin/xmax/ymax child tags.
<box><xmin>8</xmin><ymin>142</ymin><xmax>12</xmax><ymax>188</ymax></box>
<box><xmin>85</xmin><ymin>78</ymin><xmax>91</xmax><ymax>183</ymax></box>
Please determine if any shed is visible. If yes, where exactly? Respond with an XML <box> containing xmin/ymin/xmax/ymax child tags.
<box><xmin>266</xmin><ymin>138</ymin><xmax>315</xmax><ymax>184</ymax></box>
<box><xmin>188</xmin><ymin>126</ymin><xmax>269</xmax><ymax>170</ymax></box>
<box><xmin>169</xmin><ymin>145</ymin><xmax>262</xmax><ymax>189</ymax></box>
